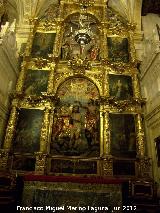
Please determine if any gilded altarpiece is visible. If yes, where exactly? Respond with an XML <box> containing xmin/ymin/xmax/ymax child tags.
<box><xmin>0</xmin><ymin>0</ymin><xmax>150</xmax><ymax>179</ymax></box>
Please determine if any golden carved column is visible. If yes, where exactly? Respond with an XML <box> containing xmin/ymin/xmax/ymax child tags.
<box><xmin>100</xmin><ymin>105</ymin><xmax>104</xmax><ymax>157</ymax></box>
<box><xmin>54</xmin><ymin>22</ymin><xmax>63</xmax><ymax>57</ymax></box>
<box><xmin>102</xmin><ymin>110</ymin><xmax>113</xmax><ymax>176</ymax></box>
<box><xmin>16</xmin><ymin>62</ymin><xmax>27</xmax><ymax>93</ymax></box>
<box><xmin>47</xmin><ymin>63</ymin><xmax>56</xmax><ymax>94</ymax></box>
<box><xmin>129</xmin><ymin>29</ymin><xmax>137</xmax><ymax>62</ymax></box>
<box><xmin>103</xmin><ymin>110</ymin><xmax>110</xmax><ymax>156</ymax></box>
<box><xmin>39</xmin><ymin>107</ymin><xmax>51</xmax><ymax>153</ymax></box>
<box><xmin>133</xmin><ymin>73</ymin><xmax>141</xmax><ymax>99</ymax></box>
<box><xmin>136</xmin><ymin>114</ymin><xmax>151</xmax><ymax>177</ymax></box>
<box><xmin>3</xmin><ymin>106</ymin><xmax>18</xmax><ymax>150</ymax></box>
<box><xmin>35</xmin><ymin>107</ymin><xmax>51</xmax><ymax>174</ymax></box>
<box><xmin>101</xmin><ymin>24</ymin><xmax>107</xmax><ymax>59</ymax></box>
<box><xmin>0</xmin><ymin>106</ymin><xmax>18</xmax><ymax>170</ymax></box>
<box><xmin>136</xmin><ymin>114</ymin><xmax>145</xmax><ymax>157</ymax></box>
<box><xmin>103</xmin><ymin>68</ymin><xmax>109</xmax><ymax>97</ymax></box>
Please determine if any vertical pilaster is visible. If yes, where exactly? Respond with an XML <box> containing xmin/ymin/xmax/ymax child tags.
<box><xmin>133</xmin><ymin>73</ymin><xmax>141</xmax><ymax>99</ymax></box>
<box><xmin>104</xmin><ymin>111</ymin><xmax>110</xmax><ymax>156</ymax></box>
<box><xmin>3</xmin><ymin>106</ymin><xmax>18</xmax><ymax>150</ymax></box>
<box><xmin>136</xmin><ymin>113</ymin><xmax>145</xmax><ymax>157</ymax></box>
<box><xmin>40</xmin><ymin>108</ymin><xmax>51</xmax><ymax>153</ymax></box>
<box><xmin>47</xmin><ymin>63</ymin><xmax>56</xmax><ymax>94</ymax></box>
<box><xmin>16</xmin><ymin>62</ymin><xmax>27</xmax><ymax>93</ymax></box>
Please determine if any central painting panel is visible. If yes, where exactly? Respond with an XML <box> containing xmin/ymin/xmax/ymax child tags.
<box><xmin>50</xmin><ymin>77</ymin><xmax>100</xmax><ymax>157</ymax></box>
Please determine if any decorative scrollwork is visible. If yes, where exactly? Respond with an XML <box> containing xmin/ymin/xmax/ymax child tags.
<box><xmin>101</xmin><ymin>59</ymin><xmax>139</xmax><ymax>73</ymax></box>
<box><xmin>0</xmin><ymin>149</ymin><xmax>10</xmax><ymax>170</ymax></box>
<box><xmin>35</xmin><ymin>152</ymin><xmax>48</xmax><ymax>174</ymax></box>
<box><xmin>18</xmin><ymin>94</ymin><xmax>59</xmax><ymax>107</ymax></box>
<box><xmin>103</xmin><ymin>157</ymin><xmax>113</xmax><ymax>176</ymax></box>
<box><xmin>137</xmin><ymin>157</ymin><xmax>151</xmax><ymax>178</ymax></box>
<box><xmin>68</xmin><ymin>56</ymin><xmax>91</xmax><ymax>74</ymax></box>
<box><xmin>33</xmin><ymin>57</ymin><xmax>49</xmax><ymax>69</ymax></box>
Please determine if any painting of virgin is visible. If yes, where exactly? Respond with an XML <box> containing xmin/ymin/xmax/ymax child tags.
<box><xmin>107</xmin><ymin>37</ymin><xmax>129</xmax><ymax>63</ymax></box>
<box><xmin>109</xmin><ymin>74</ymin><xmax>133</xmax><ymax>100</ymax></box>
<box><xmin>23</xmin><ymin>70</ymin><xmax>49</xmax><ymax>96</ymax></box>
<box><xmin>50</xmin><ymin>77</ymin><xmax>100</xmax><ymax>157</ymax></box>
<box><xmin>14</xmin><ymin>109</ymin><xmax>43</xmax><ymax>153</ymax></box>
<box><xmin>31</xmin><ymin>32</ymin><xmax>56</xmax><ymax>58</ymax></box>
<box><xmin>110</xmin><ymin>114</ymin><xmax>136</xmax><ymax>158</ymax></box>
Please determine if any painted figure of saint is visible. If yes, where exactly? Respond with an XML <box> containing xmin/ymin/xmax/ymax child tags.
<box><xmin>69</xmin><ymin>105</ymin><xmax>83</xmax><ymax>148</ymax></box>
<box><xmin>111</xmin><ymin>79</ymin><xmax>131</xmax><ymax>100</ymax></box>
<box><xmin>90</xmin><ymin>45</ymin><xmax>99</xmax><ymax>60</ymax></box>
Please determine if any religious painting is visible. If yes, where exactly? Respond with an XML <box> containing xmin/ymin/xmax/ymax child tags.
<box><xmin>50</xmin><ymin>77</ymin><xmax>100</xmax><ymax>157</ymax></box>
<box><xmin>31</xmin><ymin>32</ymin><xmax>56</xmax><ymax>58</ymax></box>
<box><xmin>13</xmin><ymin>109</ymin><xmax>44</xmax><ymax>153</ymax></box>
<box><xmin>50</xmin><ymin>159</ymin><xmax>97</xmax><ymax>174</ymax></box>
<box><xmin>110</xmin><ymin>114</ymin><xmax>136</xmax><ymax>158</ymax></box>
<box><xmin>12</xmin><ymin>156</ymin><xmax>35</xmax><ymax>171</ymax></box>
<box><xmin>107</xmin><ymin>37</ymin><xmax>129</xmax><ymax>63</ymax></box>
<box><xmin>109</xmin><ymin>74</ymin><xmax>133</xmax><ymax>100</ymax></box>
<box><xmin>23</xmin><ymin>70</ymin><xmax>49</xmax><ymax>96</ymax></box>
<box><xmin>154</xmin><ymin>136</ymin><xmax>160</xmax><ymax>166</ymax></box>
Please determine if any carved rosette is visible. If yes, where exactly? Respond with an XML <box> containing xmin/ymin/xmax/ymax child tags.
<box><xmin>68</xmin><ymin>57</ymin><xmax>91</xmax><ymax>73</ymax></box>
<box><xmin>35</xmin><ymin>152</ymin><xmax>47</xmax><ymax>174</ymax></box>
<box><xmin>103</xmin><ymin>157</ymin><xmax>113</xmax><ymax>176</ymax></box>
<box><xmin>3</xmin><ymin>107</ymin><xmax>18</xmax><ymax>150</ymax></box>
<box><xmin>0</xmin><ymin>149</ymin><xmax>10</xmax><ymax>170</ymax></box>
